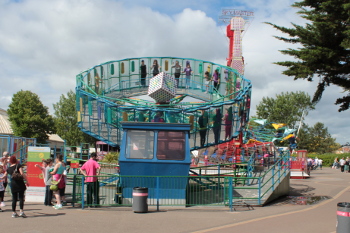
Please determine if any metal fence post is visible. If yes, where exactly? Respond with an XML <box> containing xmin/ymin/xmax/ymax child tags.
<box><xmin>156</xmin><ymin>176</ymin><xmax>160</xmax><ymax>211</ymax></box>
<box><xmin>229</xmin><ymin>177</ymin><xmax>233</xmax><ymax>212</ymax></box>
<box><xmin>278</xmin><ymin>163</ymin><xmax>281</xmax><ymax>184</ymax></box>
<box><xmin>72</xmin><ymin>175</ymin><xmax>76</xmax><ymax>208</ymax></box>
<box><xmin>272</xmin><ymin>166</ymin><xmax>275</xmax><ymax>191</ymax></box>
<box><xmin>258</xmin><ymin>177</ymin><xmax>261</xmax><ymax>206</ymax></box>
<box><xmin>82</xmin><ymin>176</ymin><xmax>85</xmax><ymax>210</ymax></box>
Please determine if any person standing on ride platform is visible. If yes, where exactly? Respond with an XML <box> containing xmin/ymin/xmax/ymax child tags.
<box><xmin>80</xmin><ymin>153</ymin><xmax>101</xmax><ymax>207</ymax></box>
<box><xmin>172</xmin><ymin>60</ymin><xmax>182</xmax><ymax>87</ymax></box>
<box><xmin>204</xmin><ymin>71</ymin><xmax>211</xmax><ymax>93</ymax></box>
<box><xmin>153</xmin><ymin>112</ymin><xmax>165</xmax><ymax>122</ymax></box>
<box><xmin>222</xmin><ymin>107</ymin><xmax>233</xmax><ymax>140</ymax></box>
<box><xmin>212</xmin><ymin>68</ymin><xmax>221</xmax><ymax>94</ymax></box>
<box><xmin>198</xmin><ymin>110</ymin><xmax>209</xmax><ymax>147</ymax></box>
<box><xmin>288</xmin><ymin>134</ymin><xmax>298</xmax><ymax>153</ymax></box>
<box><xmin>212</xmin><ymin>109</ymin><xmax>222</xmax><ymax>144</ymax></box>
<box><xmin>151</xmin><ymin>60</ymin><xmax>161</xmax><ymax>77</ymax></box>
<box><xmin>140</xmin><ymin>60</ymin><xmax>147</xmax><ymax>87</ymax></box>
<box><xmin>183</xmin><ymin>61</ymin><xmax>193</xmax><ymax>89</ymax></box>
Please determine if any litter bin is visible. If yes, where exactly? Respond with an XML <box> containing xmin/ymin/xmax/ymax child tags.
<box><xmin>132</xmin><ymin>187</ymin><xmax>148</xmax><ymax>213</ymax></box>
<box><xmin>337</xmin><ymin>202</ymin><xmax>350</xmax><ymax>233</ymax></box>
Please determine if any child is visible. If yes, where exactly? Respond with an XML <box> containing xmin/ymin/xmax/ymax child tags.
<box><xmin>35</xmin><ymin>159</ymin><xmax>53</xmax><ymax>206</ymax></box>
<box><xmin>0</xmin><ymin>154</ymin><xmax>9</xmax><ymax>207</ymax></box>
<box><xmin>204</xmin><ymin>71</ymin><xmax>211</xmax><ymax>93</ymax></box>
<box><xmin>0</xmin><ymin>165</ymin><xmax>5</xmax><ymax>212</ymax></box>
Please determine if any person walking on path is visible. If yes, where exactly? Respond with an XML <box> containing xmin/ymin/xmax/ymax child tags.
<box><xmin>50</xmin><ymin>155</ymin><xmax>66</xmax><ymax>210</ymax></box>
<box><xmin>0</xmin><ymin>165</ymin><xmax>5</xmax><ymax>212</ymax></box>
<box><xmin>0</xmin><ymin>151</ymin><xmax>9</xmax><ymax>205</ymax></box>
<box><xmin>318</xmin><ymin>158</ymin><xmax>323</xmax><ymax>170</ymax></box>
<box><xmin>80</xmin><ymin>153</ymin><xmax>101</xmax><ymax>207</ymax></box>
<box><xmin>332</xmin><ymin>157</ymin><xmax>339</xmax><ymax>169</ymax></box>
<box><xmin>339</xmin><ymin>157</ymin><xmax>346</xmax><ymax>172</ymax></box>
<box><xmin>4</xmin><ymin>156</ymin><xmax>29</xmax><ymax>218</ymax></box>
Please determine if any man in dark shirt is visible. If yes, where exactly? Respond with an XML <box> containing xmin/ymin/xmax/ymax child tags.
<box><xmin>140</xmin><ymin>60</ymin><xmax>147</xmax><ymax>87</ymax></box>
<box><xmin>288</xmin><ymin>135</ymin><xmax>298</xmax><ymax>153</ymax></box>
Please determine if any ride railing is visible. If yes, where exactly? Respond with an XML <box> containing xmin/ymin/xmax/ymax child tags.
<box><xmin>76</xmin><ymin>57</ymin><xmax>252</xmax><ymax>149</ymax></box>
<box><xmin>71</xmin><ymin>174</ymin><xmax>259</xmax><ymax>210</ymax></box>
<box><xmin>258</xmin><ymin>153</ymin><xmax>290</xmax><ymax>200</ymax></box>
<box><xmin>0</xmin><ymin>135</ymin><xmax>36</xmax><ymax>164</ymax></box>
<box><xmin>77</xmin><ymin>57</ymin><xmax>250</xmax><ymax>101</ymax></box>
<box><xmin>190</xmin><ymin>163</ymin><xmax>247</xmax><ymax>176</ymax></box>
<box><xmin>71</xmin><ymin>155</ymin><xmax>290</xmax><ymax>210</ymax></box>
<box><xmin>105</xmin><ymin>76</ymin><xmax>224</xmax><ymax>101</ymax></box>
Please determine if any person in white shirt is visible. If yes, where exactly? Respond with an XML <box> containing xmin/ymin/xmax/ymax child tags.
<box><xmin>339</xmin><ymin>157</ymin><xmax>346</xmax><ymax>172</ymax></box>
<box><xmin>318</xmin><ymin>159</ymin><xmax>323</xmax><ymax>170</ymax></box>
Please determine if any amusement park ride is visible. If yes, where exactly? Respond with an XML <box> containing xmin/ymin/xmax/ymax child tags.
<box><xmin>74</xmin><ymin>9</ymin><xmax>295</xmax><ymax>205</ymax></box>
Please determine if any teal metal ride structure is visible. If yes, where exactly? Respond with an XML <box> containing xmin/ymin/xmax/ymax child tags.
<box><xmin>75</xmin><ymin>57</ymin><xmax>252</xmax><ymax>149</ymax></box>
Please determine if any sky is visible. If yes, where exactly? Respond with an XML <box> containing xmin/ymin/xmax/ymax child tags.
<box><xmin>0</xmin><ymin>0</ymin><xmax>349</xmax><ymax>145</ymax></box>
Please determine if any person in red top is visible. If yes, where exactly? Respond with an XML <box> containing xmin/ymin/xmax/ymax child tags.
<box><xmin>80</xmin><ymin>153</ymin><xmax>101</xmax><ymax>207</ymax></box>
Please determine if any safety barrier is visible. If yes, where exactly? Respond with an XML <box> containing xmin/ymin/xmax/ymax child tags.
<box><xmin>76</xmin><ymin>57</ymin><xmax>252</xmax><ymax>150</ymax></box>
<box><xmin>0</xmin><ymin>135</ymin><xmax>36</xmax><ymax>163</ymax></box>
<box><xmin>71</xmin><ymin>153</ymin><xmax>289</xmax><ymax>210</ymax></box>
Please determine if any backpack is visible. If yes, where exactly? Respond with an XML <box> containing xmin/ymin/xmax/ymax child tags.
<box><xmin>12</xmin><ymin>164</ymin><xmax>24</xmax><ymax>181</ymax></box>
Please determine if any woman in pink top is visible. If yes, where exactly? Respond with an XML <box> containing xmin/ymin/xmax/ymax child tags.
<box><xmin>212</xmin><ymin>69</ymin><xmax>221</xmax><ymax>93</ymax></box>
<box><xmin>182</xmin><ymin>61</ymin><xmax>193</xmax><ymax>89</ymax></box>
<box><xmin>50</xmin><ymin>154</ymin><xmax>65</xmax><ymax>210</ymax></box>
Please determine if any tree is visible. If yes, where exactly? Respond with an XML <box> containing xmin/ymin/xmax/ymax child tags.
<box><xmin>266</xmin><ymin>0</ymin><xmax>350</xmax><ymax>111</ymax></box>
<box><xmin>256</xmin><ymin>91</ymin><xmax>315</xmax><ymax>128</ymax></box>
<box><xmin>53</xmin><ymin>90</ymin><xmax>96</xmax><ymax>146</ymax></box>
<box><xmin>7</xmin><ymin>90</ymin><xmax>55</xmax><ymax>144</ymax></box>
<box><xmin>297</xmin><ymin>122</ymin><xmax>340</xmax><ymax>153</ymax></box>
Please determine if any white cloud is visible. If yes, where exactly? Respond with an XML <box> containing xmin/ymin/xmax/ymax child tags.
<box><xmin>0</xmin><ymin>0</ymin><xmax>348</xmax><ymax>144</ymax></box>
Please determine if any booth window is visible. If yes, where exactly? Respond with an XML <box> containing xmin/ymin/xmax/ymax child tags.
<box><xmin>126</xmin><ymin>130</ymin><xmax>154</xmax><ymax>159</ymax></box>
<box><xmin>157</xmin><ymin>131</ymin><xmax>185</xmax><ymax>160</ymax></box>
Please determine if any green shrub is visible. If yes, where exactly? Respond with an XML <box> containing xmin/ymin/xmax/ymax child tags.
<box><xmin>101</xmin><ymin>152</ymin><xmax>120</xmax><ymax>163</ymax></box>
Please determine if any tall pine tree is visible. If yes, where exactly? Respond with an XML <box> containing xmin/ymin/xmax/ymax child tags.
<box><xmin>266</xmin><ymin>0</ymin><xmax>350</xmax><ymax>111</ymax></box>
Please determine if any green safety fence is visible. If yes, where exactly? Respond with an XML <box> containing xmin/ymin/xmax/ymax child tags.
<box><xmin>71</xmin><ymin>155</ymin><xmax>289</xmax><ymax>211</ymax></box>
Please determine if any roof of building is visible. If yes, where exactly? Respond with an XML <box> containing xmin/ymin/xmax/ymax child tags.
<box><xmin>0</xmin><ymin>108</ymin><xmax>13</xmax><ymax>135</ymax></box>
<box><xmin>48</xmin><ymin>134</ymin><xmax>64</xmax><ymax>142</ymax></box>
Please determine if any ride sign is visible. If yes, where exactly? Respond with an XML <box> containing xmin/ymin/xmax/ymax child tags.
<box><xmin>27</xmin><ymin>146</ymin><xmax>51</xmax><ymax>187</ymax></box>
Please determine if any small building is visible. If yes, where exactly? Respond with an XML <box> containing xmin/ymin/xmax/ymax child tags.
<box><xmin>118</xmin><ymin>122</ymin><xmax>191</xmax><ymax>205</ymax></box>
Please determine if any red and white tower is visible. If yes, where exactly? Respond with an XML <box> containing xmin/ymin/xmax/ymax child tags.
<box><xmin>227</xmin><ymin>17</ymin><xmax>245</xmax><ymax>74</ymax></box>
<box><xmin>219</xmin><ymin>9</ymin><xmax>254</xmax><ymax>74</ymax></box>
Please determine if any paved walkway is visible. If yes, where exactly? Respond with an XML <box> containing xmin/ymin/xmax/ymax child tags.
<box><xmin>1</xmin><ymin>167</ymin><xmax>348</xmax><ymax>233</ymax></box>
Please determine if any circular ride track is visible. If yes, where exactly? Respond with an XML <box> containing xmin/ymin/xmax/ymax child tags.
<box><xmin>75</xmin><ymin>57</ymin><xmax>252</xmax><ymax>150</ymax></box>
